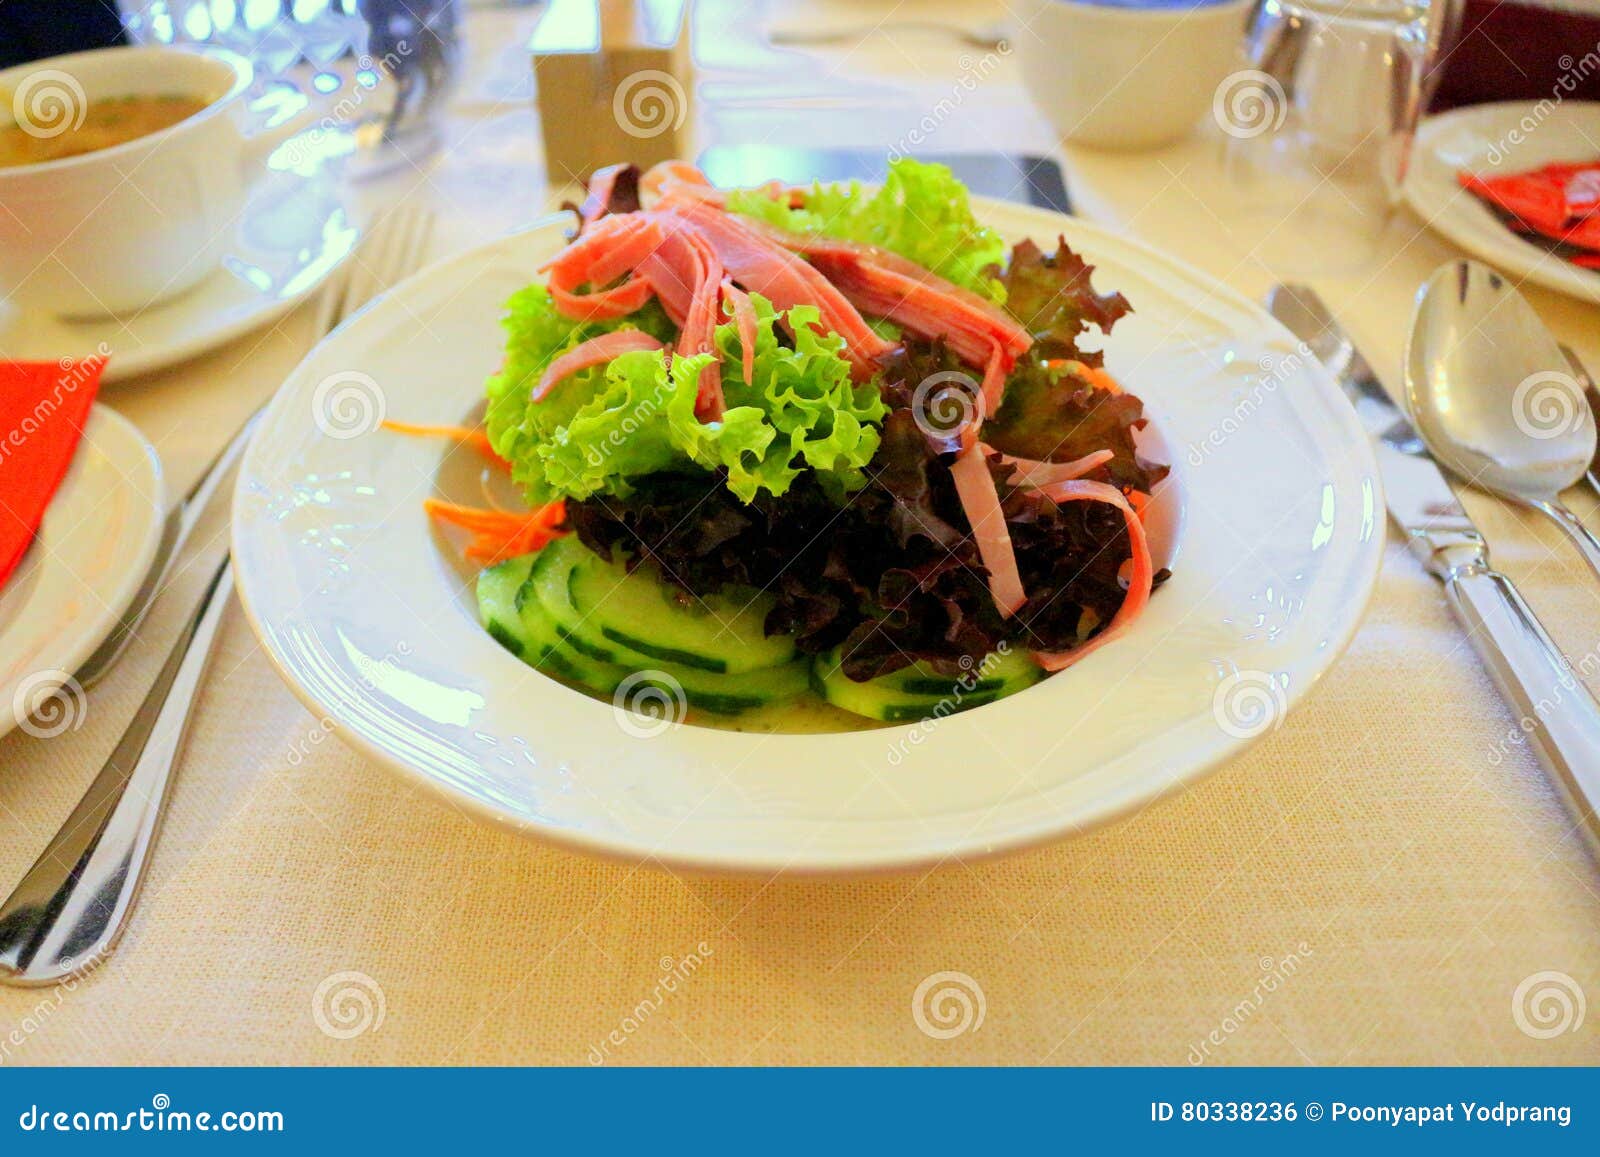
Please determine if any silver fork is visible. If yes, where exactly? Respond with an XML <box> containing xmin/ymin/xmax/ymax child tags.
<box><xmin>0</xmin><ymin>207</ymin><xmax>437</xmax><ymax>986</ymax></box>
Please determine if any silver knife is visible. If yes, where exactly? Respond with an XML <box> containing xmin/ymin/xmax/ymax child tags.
<box><xmin>1270</xmin><ymin>284</ymin><xmax>1600</xmax><ymax>859</ymax></box>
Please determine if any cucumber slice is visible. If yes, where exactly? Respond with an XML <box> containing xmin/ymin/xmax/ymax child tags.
<box><xmin>812</xmin><ymin>647</ymin><xmax>1033</xmax><ymax>723</ymax></box>
<box><xmin>514</xmin><ymin>544</ymin><xmax>809</xmax><ymax>715</ymax></box>
<box><xmin>671</xmin><ymin>661</ymin><xmax>809</xmax><ymax>715</ymax></box>
<box><xmin>478</xmin><ymin>553</ymin><xmax>612</xmax><ymax>685</ymax></box>
<box><xmin>476</xmin><ymin>555</ymin><xmax>538</xmax><ymax>660</ymax></box>
<box><xmin>878</xmin><ymin>646</ymin><xmax>1042</xmax><ymax>698</ymax></box>
<box><xmin>527</xmin><ymin>546</ymin><xmax>623</xmax><ymax>663</ymax></box>
<box><xmin>518</xmin><ymin>589</ymin><xmax>617</xmax><ymax>688</ymax></box>
<box><xmin>549</xmin><ymin>537</ymin><xmax>795</xmax><ymax>675</ymax></box>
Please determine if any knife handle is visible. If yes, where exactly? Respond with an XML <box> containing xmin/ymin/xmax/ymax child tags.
<box><xmin>0</xmin><ymin>554</ymin><xmax>233</xmax><ymax>985</ymax></box>
<box><xmin>1446</xmin><ymin>565</ymin><xmax>1600</xmax><ymax>858</ymax></box>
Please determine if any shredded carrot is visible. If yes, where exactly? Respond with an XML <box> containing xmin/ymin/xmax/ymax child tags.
<box><xmin>424</xmin><ymin>498</ymin><xmax>567</xmax><ymax>564</ymax></box>
<box><xmin>1064</xmin><ymin>360</ymin><xmax>1123</xmax><ymax>395</ymax></box>
<box><xmin>1125</xmin><ymin>489</ymin><xmax>1150</xmax><ymax>523</ymax></box>
<box><xmin>381</xmin><ymin>420</ymin><xmax>507</xmax><ymax>468</ymax></box>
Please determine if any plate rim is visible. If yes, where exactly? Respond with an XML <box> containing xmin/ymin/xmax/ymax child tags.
<box><xmin>0</xmin><ymin>404</ymin><xmax>166</xmax><ymax>741</ymax></box>
<box><xmin>232</xmin><ymin>202</ymin><xmax>1386</xmax><ymax>873</ymax></box>
<box><xmin>1407</xmin><ymin>99</ymin><xmax>1600</xmax><ymax>305</ymax></box>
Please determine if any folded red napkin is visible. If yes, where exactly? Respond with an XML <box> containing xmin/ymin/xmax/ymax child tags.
<box><xmin>1459</xmin><ymin>160</ymin><xmax>1600</xmax><ymax>266</ymax></box>
<box><xmin>0</xmin><ymin>357</ymin><xmax>107</xmax><ymax>589</ymax></box>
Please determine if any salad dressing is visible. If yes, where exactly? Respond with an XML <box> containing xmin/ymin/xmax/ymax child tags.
<box><xmin>692</xmin><ymin>691</ymin><xmax>891</xmax><ymax>734</ymax></box>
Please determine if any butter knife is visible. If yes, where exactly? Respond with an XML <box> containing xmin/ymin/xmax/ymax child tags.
<box><xmin>1270</xmin><ymin>284</ymin><xmax>1600</xmax><ymax>859</ymax></box>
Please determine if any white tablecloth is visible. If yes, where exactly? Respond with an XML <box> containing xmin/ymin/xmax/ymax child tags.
<box><xmin>1</xmin><ymin>0</ymin><xmax>1596</xmax><ymax>1066</ymax></box>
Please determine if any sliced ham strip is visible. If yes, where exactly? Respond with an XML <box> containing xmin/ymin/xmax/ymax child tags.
<box><xmin>659</xmin><ymin>199</ymin><xmax>892</xmax><ymax>379</ymax></box>
<box><xmin>533</xmin><ymin>330</ymin><xmax>665</xmax><ymax>402</ymax></box>
<box><xmin>578</xmin><ymin>163</ymin><xmax>641</xmax><ymax>226</ymax></box>
<box><xmin>949</xmin><ymin>446</ymin><xmax>1026</xmax><ymax>618</ymax></box>
<box><xmin>747</xmin><ymin>218</ymin><xmax>1026</xmax><ymax>350</ymax></box>
<box><xmin>998</xmin><ymin>448</ymin><xmax>1114</xmax><ymax>489</ymax></box>
<box><xmin>678</xmin><ymin>228</ymin><xmax>729</xmax><ymax>420</ymax></box>
<box><xmin>635</xmin><ymin>218</ymin><xmax>726</xmax><ymax>419</ymax></box>
<box><xmin>1029</xmin><ymin>479</ymin><xmax>1154</xmax><ymax>672</ymax></box>
<box><xmin>812</xmin><ymin>252</ymin><xmax>1027</xmax><ymax>372</ymax></box>
<box><xmin>541</xmin><ymin>214</ymin><xmax>665</xmax><ymax>321</ymax></box>
<box><xmin>634</xmin><ymin>224</ymin><xmax>696</xmax><ymax>325</ymax></box>
<box><xmin>641</xmin><ymin>160</ymin><xmax>724</xmax><ymax>207</ymax></box>
<box><xmin>721</xmin><ymin>278</ymin><xmax>758</xmax><ymax>385</ymax></box>
<box><xmin>980</xmin><ymin>341</ymin><xmax>1007</xmax><ymax>419</ymax></box>
<box><xmin>743</xmin><ymin>216</ymin><xmax>1029</xmax><ymax>391</ymax></box>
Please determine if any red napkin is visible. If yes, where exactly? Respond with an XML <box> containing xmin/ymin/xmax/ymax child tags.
<box><xmin>0</xmin><ymin>357</ymin><xmax>107</xmax><ymax>589</ymax></box>
<box><xmin>1459</xmin><ymin>160</ymin><xmax>1600</xmax><ymax>264</ymax></box>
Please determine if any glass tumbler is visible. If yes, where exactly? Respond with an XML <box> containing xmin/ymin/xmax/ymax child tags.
<box><xmin>1221</xmin><ymin>0</ymin><xmax>1459</xmax><ymax>275</ymax></box>
<box><xmin>120</xmin><ymin>0</ymin><xmax>460</xmax><ymax>171</ymax></box>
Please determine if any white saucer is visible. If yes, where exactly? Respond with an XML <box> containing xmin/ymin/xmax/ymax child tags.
<box><xmin>1407</xmin><ymin>101</ymin><xmax>1600</xmax><ymax>306</ymax></box>
<box><xmin>1</xmin><ymin>405</ymin><xmax>166</xmax><ymax>742</ymax></box>
<box><xmin>0</xmin><ymin>131</ymin><xmax>361</xmax><ymax>384</ymax></box>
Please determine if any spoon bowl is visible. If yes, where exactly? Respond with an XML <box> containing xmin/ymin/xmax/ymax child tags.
<box><xmin>1406</xmin><ymin>260</ymin><xmax>1596</xmax><ymax>502</ymax></box>
<box><xmin>1406</xmin><ymin>259</ymin><xmax>1600</xmax><ymax>578</ymax></box>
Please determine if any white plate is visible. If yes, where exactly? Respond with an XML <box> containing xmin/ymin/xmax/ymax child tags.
<box><xmin>1</xmin><ymin>406</ymin><xmax>166</xmax><ymax>740</ymax></box>
<box><xmin>232</xmin><ymin>202</ymin><xmax>1384</xmax><ymax>873</ymax></box>
<box><xmin>0</xmin><ymin>133</ymin><xmax>360</xmax><ymax>384</ymax></box>
<box><xmin>1407</xmin><ymin>101</ymin><xmax>1600</xmax><ymax>305</ymax></box>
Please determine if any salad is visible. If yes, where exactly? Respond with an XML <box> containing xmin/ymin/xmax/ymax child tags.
<box><xmin>420</xmin><ymin>158</ymin><xmax>1169</xmax><ymax>727</ymax></box>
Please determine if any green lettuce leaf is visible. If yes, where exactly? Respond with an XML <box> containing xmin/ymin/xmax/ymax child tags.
<box><xmin>485</xmin><ymin>288</ymin><xmax>886</xmax><ymax>505</ymax></box>
<box><xmin>724</xmin><ymin>157</ymin><xmax>1006</xmax><ymax>302</ymax></box>
<box><xmin>483</xmin><ymin>282</ymin><xmax>674</xmax><ymax>502</ymax></box>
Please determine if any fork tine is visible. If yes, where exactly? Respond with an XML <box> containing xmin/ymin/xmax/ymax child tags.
<box><xmin>313</xmin><ymin>216</ymin><xmax>388</xmax><ymax>336</ymax></box>
<box><xmin>310</xmin><ymin>207</ymin><xmax>436</xmax><ymax>342</ymax></box>
<box><xmin>388</xmin><ymin>207</ymin><xmax>432</xmax><ymax>292</ymax></box>
<box><xmin>342</xmin><ymin>211</ymin><xmax>399</xmax><ymax>314</ymax></box>
<box><xmin>310</xmin><ymin>256</ymin><xmax>354</xmax><ymax>338</ymax></box>
<box><xmin>405</xmin><ymin>210</ymin><xmax>436</xmax><ymax>286</ymax></box>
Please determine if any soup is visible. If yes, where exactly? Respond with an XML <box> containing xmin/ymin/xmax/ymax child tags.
<box><xmin>0</xmin><ymin>93</ymin><xmax>209</xmax><ymax>168</ymax></box>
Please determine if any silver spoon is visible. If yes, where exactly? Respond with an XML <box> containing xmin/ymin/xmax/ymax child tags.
<box><xmin>1406</xmin><ymin>260</ymin><xmax>1600</xmax><ymax>578</ymax></box>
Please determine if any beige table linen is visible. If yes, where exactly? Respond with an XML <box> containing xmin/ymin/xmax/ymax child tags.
<box><xmin>1</xmin><ymin>1</ymin><xmax>1598</xmax><ymax>1066</ymax></box>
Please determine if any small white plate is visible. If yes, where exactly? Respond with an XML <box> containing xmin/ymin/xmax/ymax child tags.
<box><xmin>1407</xmin><ymin>100</ymin><xmax>1600</xmax><ymax>305</ymax></box>
<box><xmin>1</xmin><ymin>406</ymin><xmax>166</xmax><ymax>740</ymax></box>
<box><xmin>232</xmin><ymin>201</ymin><xmax>1385</xmax><ymax>873</ymax></box>
<box><xmin>0</xmin><ymin>133</ymin><xmax>360</xmax><ymax>384</ymax></box>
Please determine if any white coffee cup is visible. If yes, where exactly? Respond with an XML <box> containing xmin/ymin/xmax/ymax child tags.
<box><xmin>0</xmin><ymin>45</ymin><xmax>306</xmax><ymax>319</ymax></box>
<box><xmin>1020</xmin><ymin>0</ymin><xmax>1252</xmax><ymax>151</ymax></box>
